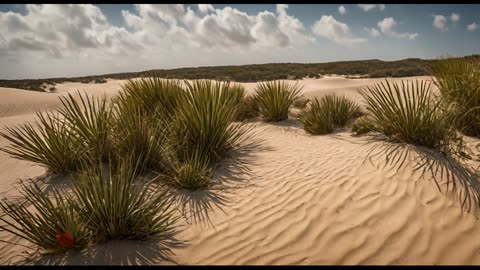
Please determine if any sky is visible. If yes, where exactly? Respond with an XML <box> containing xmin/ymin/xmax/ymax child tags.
<box><xmin>0</xmin><ymin>4</ymin><xmax>479</xmax><ymax>79</ymax></box>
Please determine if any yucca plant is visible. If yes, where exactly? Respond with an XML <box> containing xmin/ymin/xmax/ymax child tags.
<box><xmin>70</xmin><ymin>157</ymin><xmax>177</xmax><ymax>242</ymax></box>
<box><xmin>292</xmin><ymin>96</ymin><xmax>311</xmax><ymax>109</ymax></box>
<box><xmin>116</xmin><ymin>77</ymin><xmax>183</xmax><ymax>119</ymax></box>
<box><xmin>226</xmin><ymin>83</ymin><xmax>259</xmax><ymax>121</ymax></box>
<box><xmin>0</xmin><ymin>180</ymin><xmax>90</xmax><ymax>252</ymax></box>
<box><xmin>57</xmin><ymin>91</ymin><xmax>113</xmax><ymax>161</ymax></box>
<box><xmin>254</xmin><ymin>80</ymin><xmax>303</xmax><ymax>121</ymax></box>
<box><xmin>174</xmin><ymin>80</ymin><xmax>250</xmax><ymax>162</ymax></box>
<box><xmin>0</xmin><ymin>111</ymin><xmax>84</xmax><ymax>174</ymax></box>
<box><xmin>300</xmin><ymin>94</ymin><xmax>361</xmax><ymax>135</ymax></box>
<box><xmin>161</xmin><ymin>150</ymin><xmax>212</xmax><ymax>190</ymax></box>
<box><xmin>110</xmin><ymin>103</ymin><xmax>174</xmax><ymax>175</ymax></box>
<box><xmin>357</xmin><ymin>79</ymin><xmax>466</xmax><ymax>156</ymax></box>
<box><xmin>431</xmin><ymin>56</ymin><xmax>480</xmax><ymax>136</ymax></box>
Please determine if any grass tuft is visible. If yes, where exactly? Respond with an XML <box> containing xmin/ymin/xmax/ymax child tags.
<box><xmin>253</xmin><ymin>81</ymin><xmax>303</xmax><ymax>121</ymax></box>
<box><xmin>300</xmin><ymin>94</ymin><xmax>361</xmax><ymax>135</ymax></box>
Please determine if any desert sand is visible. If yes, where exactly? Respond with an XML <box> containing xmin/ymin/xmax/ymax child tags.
<box><xmin>1</xmin><ymin>75</ymin><xmax>480</xmax><ymax>265</ymax></box>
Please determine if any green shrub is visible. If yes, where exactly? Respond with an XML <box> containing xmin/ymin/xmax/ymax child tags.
<box><xmin>162</xmin><ymin>150</ymin><xmax>212</xmax><ymax>190</ymax></box>
<box><xmin>226</xmin><ymin>83</ymin><xmax>259</xmax><ymax>121</ymax></box>
<box><xmin>70</xmin><ymin>157</ymin><xmax>177</xmax><ymax>242</ymax></box>
<box><xmin>357</xmin><ymin>79</ymin><xmax>466</xmax><ymax>156</ymax></box>
<box><xmin>174</xmin><ymin>80</ymin><xmax>249</xmax><ymax>161</ymax></box>
<box><xmin>0</xmin><ymin>180</ymin><xmax>90</xmax><ymax>252</ymax></box>
<box><xmin>117</xmin><ymin>78</ymin><xmax>183</xmax><ymax>119</ymax></box>
<box><xmin>432</xmin><ymin>57</ymin><xmax>480</xmax><ymax>136</ymax></box>
<box><xmin>57</xmin><ymin>91</ymin><xmax>113</xmax><ymax>162</ymax></box>
<box><xmin>110</xmin><ymin>104</ymin><xmax>174</xmax><ymax>174</ymax></box>
<box><xmin>0</xmin><ymin>111</ymin><xmax>84</xmax><ymax>174</ymax></box>
<box><xmin>253</xmin><ymin>80</ymin><xmax>303</xmax><ymax>121</ymax></box>
<box><xmin>300</xmin><ymin>94</ymin><xmax>361</xmax><ymax>134</ymax></box>
<box><xmin>292</xmin><ymin>96</ymin><xmax>310</xmax><ymax>109</ymax></box>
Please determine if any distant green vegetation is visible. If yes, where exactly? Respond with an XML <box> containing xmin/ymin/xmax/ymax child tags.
<box><xmin>3</xmin><ymin>55</ymin><xmax>480</xmax><ymax>92</ymax></box>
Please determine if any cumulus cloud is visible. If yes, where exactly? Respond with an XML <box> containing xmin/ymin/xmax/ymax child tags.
<box><xmin>433</xmin><ymin>15</ymin><xmax>448</xmax><ymax>31</ymax></box>
<box><xmin>364</xmin><ymin>27</ymin><xmax>380</xmax><ymax>37</ymax></box>
<box><xmin>198</xmin><ymin>4</ymin><xmax>214</xmax><ymax>14</ymax></box>
<box><xmin>312</xmin><ymin>15</ymin><xmax>367</xmax><ymax>47</ymax></box>
<box><xmin>357</xmin><ymin>4</ymin><xmax>385</xmax><ymax>12</ymax></box>
<box><xmin>338</xmin><ymin>5</ymin><xmax>346</xmax><ymax>15</ymax></box>
<box><xmin>376</xmin><ymin>17</ymin><xmax>418</xmax><ymax>40</ymax></box>
<box><xmin>450</xmin><ymin>13</ymin><xmax>460</xmax><ymax>23</ymax></box>
<box><xmin>467</xmin><ymin>22</ymin><xmax>478</xmax><ymax>31</ymax></box>
<box><xmin>0</xmin><ymin>4</ymin><xmax>314</xmax><ymax>79</ymax></box>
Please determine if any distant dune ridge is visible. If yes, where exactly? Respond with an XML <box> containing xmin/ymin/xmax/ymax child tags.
<box><xmin>1</xmin><ymin>75</ymin><xmax>480</xmax><ymax>265</ymax></box>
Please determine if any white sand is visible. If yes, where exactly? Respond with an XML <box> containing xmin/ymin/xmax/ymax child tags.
<box><xmin>1</xmin><ymin>76</ymin><xmax>480</xmax><ymax>265</ymax></box>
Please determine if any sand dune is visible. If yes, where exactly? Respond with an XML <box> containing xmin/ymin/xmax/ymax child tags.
<box><xmin>1</xmin><ymin>75</ymin><xmax>480</xmax><ymax>265</ymax></box>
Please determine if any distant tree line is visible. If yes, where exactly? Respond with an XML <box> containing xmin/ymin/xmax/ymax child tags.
<box><xmin>1</xmin><ymin>55</ymin><xmax>479</xmax><ymax>92</ymax></box>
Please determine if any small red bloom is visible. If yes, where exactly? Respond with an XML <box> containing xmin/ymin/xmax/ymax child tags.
<box><xmin>56</xmin><ymin>232</ymin><xmax>74</xmax><ymax>249</ymax></box>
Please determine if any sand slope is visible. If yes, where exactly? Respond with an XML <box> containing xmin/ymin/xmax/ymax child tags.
<box><xmin>1</xmin><ymin>76</ymin><xmax>480</xmax><ymax>265</ymax></box>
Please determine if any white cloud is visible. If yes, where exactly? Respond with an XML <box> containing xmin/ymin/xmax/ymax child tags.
<box><xmin>467</xmin><ymin>22</ymin><xmax>478</xmax><ymax>31</ymax></box>
<box><xmin>377</xmin><ymin>17</ymin><xmax>418</xmax><ymax>40</ymax></box>
<box><xmin>433</xmin><ymin>15</ymin><xmax>448</xmax><ymax>31</ymax></box>
<box><xmin>358</xmin><ymin>4</ymin><xmax>385</xmax><ymax>12</ymax></box>
<box><xmin>338</xmin><ymin>5</ymin><xmax>346</xmax><ymax>15</ymax></box>
<box><xmin>364</xmin><ymin>27</ymin><xmax>380</xmax><ymax>37</ymax></box>
<box><xmin>450</xmin><ymin>13</ymin><xmax>460</xmax><ymax>23</ymax></box>
<box><xmin>198</xmin><ymin>4</ymin><xmax>214</xmax><ymax>14</ymax></box>
<box><xmin>312</xmin><ymin>15</ymin><xmax>367</xmax><ymax>47</ymax></box>
<box><xmin>0</xmin><ymin>4</ymin><xmax>314</xmax><ymax>79</ymax></box>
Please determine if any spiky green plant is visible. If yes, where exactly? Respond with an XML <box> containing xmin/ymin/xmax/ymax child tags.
<box><xmin>161</xmin><ymin>150</ymin><xmax>212</xmax><ymax>190</ymax></box>
<box><xmin>57</xmin><ymin>91</ymin><xmax>113</xmax><ymax>161</ymax></box>
<box><xmin>0</xmin><ymin>180</ymin><xmax>90</xmax><ymax>252</ymax></box>
<box><xmin>431</xmin><ymin>56</ymin><xmax>480</xmax><ymax>136</ymax></box>
<box><xmin>117</xmin><ymin>77</ymin><xmax>183</xmax><ymax>119</ymax></box>
<box><xmin>0</xmin><ymin>111</ymin><xmax>84</xmax><ymax>174</ymax></box>
<box><xmin>357</xmin><ymin>79</ymin><xmax>466</xmax><ymax>156</ymax></box>
<box><xmin>300</xmin><ymin>94</ymin><xmax>361</xmax><ymax>135</ymax></box>
<box><xmin>70</xmin><ymin>157</ymin><xmax>177</xmax><ymax>242</ymax></box>
<box><xmin>110</xmin><ymin>104</ymin><xmax>174</xmax><ymax>174</ymax></box>
<box><xmin>226</xmin><ymin>83</ymin><xmax>259</xmax><ymax>121</ymax></box>
<box><xmin>292</xmin><ymin>96</ymin><xmax>311</xmax><ymax>109</ymax></box>
<box><xmin>174</xmin><ymin>80</ymin><xmax>250</xmax><ymax>162</ymax></box>
<box><xmin>254</xmin><ymin>80</ymin><xmax>303</xmax><ymax>121</ymax></box>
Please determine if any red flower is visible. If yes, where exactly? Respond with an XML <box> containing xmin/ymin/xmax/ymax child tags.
<box><xmin>56</xmin><ymin>232</ymin><xmax>74</xmax><ymax>249</ymax></box>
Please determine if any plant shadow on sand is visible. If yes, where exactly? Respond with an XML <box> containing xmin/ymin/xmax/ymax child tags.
<box><xmin>158</xmin><ymin>133</ymin><xmax>273</xmax><ymax>227</ymax></box>
<box><xmin>16</xmin><ymin>235</ymin><xmax>185</xmax><ymax>265</ymax></box>
<box><xmin>362</xmin><ymin>138</ymin><xmax>480</xmax><ymax>213</ymax></box>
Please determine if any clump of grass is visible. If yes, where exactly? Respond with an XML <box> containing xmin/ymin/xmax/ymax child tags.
<box><xmin>300</xmin><ymin>94</ymin><xmax>361</xmax><ymax>134</ymax></box>
<box><xmin>226</xmin><ymin>83</ymin><xmax>259</xmax><ymax>121</ymax></box>
<box><xmin>0</xmin><ymin>92</ymin><xmax>112</xmax><ymax>174</ymax></box>
<box><xmin>57</xmin><ymin>91</ymin><xmax>113</xmax><ymax>162</ymax></box>
<box><xmin>174</xmin><ymin>80</ymin><xmax>249</xmax><ymax>162</ymax></box>
<box><xmin>0</xmin><ymin>180</ymin><xmax>90</xmax><ymax>252</ymax></box>
<box><xmin>292</xmin><ymin>96</ymin><xmax>310</xmax><ymax>109</ymax></box>
<box><xmin>162</xmin><ymin>150</ymin><xmax>212</xmax><ymax>190</ymax></box>
<box><xmin>0</xmin><ymin>111</ymin><xmax>84</xmax><ymax>175</ymax></box>
<box><xmin>431</xmin><ymin>56</ymin><xmax>480</xmax><ymax>137</ymax></box>
<box><xmin>356</xmin><ymin>79</ymin><xmax>466</xmax><ymax>157</ymax></box>
<box><xmin>117</xmin><ymin>78</ymin><xmax>183</xmax><ymax>119</ymax></box>
<box><xmin>110</xmin><ymin>104</ymin><xmax>173</xmax><ymax>174</ymax></box>
<box><xmin>70</xmin><ymin>157</ymin><xmax>177</xmax><ymax>242</ymax></box>
<box><xmin>253</xmin><ymin>80</ymin><xmax>303</xmax><ymax>121</ymax></box>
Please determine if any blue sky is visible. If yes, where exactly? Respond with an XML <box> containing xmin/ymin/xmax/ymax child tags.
<box><xmin>0</xmin><ymin>4</ymin><xmax>479</xmax><ymax>79</ymax></box>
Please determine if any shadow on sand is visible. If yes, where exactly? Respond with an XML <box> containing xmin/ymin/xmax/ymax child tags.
<box><xmin>159</xmin><ymin>135</ymin><xmax>273</xmax><ymax>227</ymax></box>
<box><xmin>18</xmin><ymin>234</ymin><xmax>186</xmax><ymax>265</ymax></box>
<box><xmin>363</xmin><ymin>139</ymin><xmax>480</xmax><ymax>212</ymax></box>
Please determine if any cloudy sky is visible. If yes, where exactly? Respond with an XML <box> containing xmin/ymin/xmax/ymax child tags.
<box><xmin>0</xmin><ymin>4</ymin><xmax>479</xmax><ymax>79</ymax></box>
